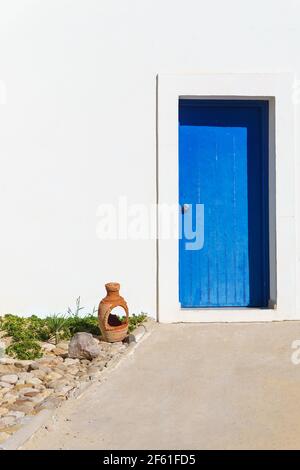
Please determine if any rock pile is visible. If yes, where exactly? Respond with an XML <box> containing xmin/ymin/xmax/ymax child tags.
<box><xmin>0</xmin><ymin>337</ymin><xmax>127</xmax><ymax>445</ymax></box>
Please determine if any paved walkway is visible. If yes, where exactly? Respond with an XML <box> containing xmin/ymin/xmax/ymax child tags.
<box><xmin>23</xmin><ymin>322</ymin><xmax>300</xmax><ymax>449</ymax></box>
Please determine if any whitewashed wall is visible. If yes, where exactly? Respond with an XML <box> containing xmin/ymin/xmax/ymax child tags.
<box><xmin>0</xmin><ymin>0</ymin><xmax>299</xmax><ymax>318</ymax></box>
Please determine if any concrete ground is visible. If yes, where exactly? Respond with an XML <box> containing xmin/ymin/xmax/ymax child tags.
<box><xmin>23</xmin><ymin>322</ymin><xmax>300</xmax><ymax>450</ymax></box>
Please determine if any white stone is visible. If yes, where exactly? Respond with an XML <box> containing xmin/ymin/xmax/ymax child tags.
<box><xmin>45</xmin><ymin>371</ymin><xmax>62</xmax><ymax>382</ymax></box>
<box><xmin>18</xmin><ymin>372</ymin><xmax>34</xmax><ymax>380</ymax></box>
<box><xmin>31</xmin><ymin>369</ymin><xmax>47</xmax><ymax>380</ymax></box>
<box><xmin>1</xmin><ymin>392</ymin><xmax>17</xmax><ymax>405</ymax></box>
<box><xmin>0</xmin><ymin>358</ymin><xmax>15</xmax><ymax>365</ymax></box>
<box><xmin>7</xmin><ymin>410</ymin><xmax>25</xmax><ymax>419</ymax></box>
<box><xmin>26</xmin><ymin>389</ymin><xmax>52</xmax><ymax>404</ymax></box>
<box><xmin>0</xmin><ymin>387</ymin><xmax>12</xmax><ymax>396</ymax></box>
<box><xmin>41</xmin><ymin>342</ymin><xmax>56</xmax><ymax>351</ymax></box>
<box><xmin>64</xmin><ymin>358</ymin><xmax>79</xmax><ymax>366</ymax></box>
<box><xmin>0</xmin><ymin>407</ymin><xmax>9</xmax><ymax>417</ymax></box>
<box><xmin>14</xmin><ymin>360</ymin><xmax>33</xmax><ymax>369</ymax></box>
<box><xmin>18</xmin><ymin>387</ymin><xmax>36</xmax><ymax>395</ymax></box>
<box><xmin>0</xmin><ymin>374</ymin><xmax>18</xmax><ymax>384</ymax></box>
<box><xmin>54</xmin><ymin>385</ymin><xmax>74</xmax><ymax>396</ymax></box>
<box><xmin>0</xmin><ymin>432</ymin><xmax>10</xmax><ymax>443</ymax></box>
<box><xmin>25</xmin><ymin>377</ymin><xmax>42</xmax><ymax>386</ymax></box>
<box><xmin>66</xmin><ymin>366</ymin><xmax>80</xmax><ymax>376</ymax></box>
<box><xmin>0</xmin><ymin>415</ymin><xmax>16</xmax><ymax>427</ymax></box>
<box><xmin>0</xmin><ymin>381</ymin><xmax>13</xmax><ymax>389</ymax></box>
<box><xmin>56</xmin><ymin>341</ymin><xmax>69</xmax><ymax>351</ymax></box>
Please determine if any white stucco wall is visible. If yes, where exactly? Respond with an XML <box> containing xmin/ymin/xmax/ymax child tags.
<box><xmin>0</xmin><ymin>0</ymin><xmax>299</xmax><ymax>318</ymax></box>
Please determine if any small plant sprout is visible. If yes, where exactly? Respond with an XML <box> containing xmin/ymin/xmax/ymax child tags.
<box><xmin>45</xmin><ymin>313</ymin><xmax>67</xmax><ymax>345</ymax></box>
<box><xmin>67</xmin><ymin>296</ymin><xmax>84</xmax><ymax>317</ymax></box>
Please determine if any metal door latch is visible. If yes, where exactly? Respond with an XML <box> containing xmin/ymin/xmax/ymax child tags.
<box><xmin>181</xmin><ymin>204</ymin><xmax>190</xmax><ymax>214</ymax></box>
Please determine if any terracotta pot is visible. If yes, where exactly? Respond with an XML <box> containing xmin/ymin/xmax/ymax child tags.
<box><xmin>98</xmin><ymin>282</ymin><xmax>129</xmax><ymax>342</ymax></box>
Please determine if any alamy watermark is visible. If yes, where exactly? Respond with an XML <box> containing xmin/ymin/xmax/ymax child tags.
<box><xmin>96</xmin><ymin>196</ymin><xmax>205</xmax><ymax>251</ymax></box>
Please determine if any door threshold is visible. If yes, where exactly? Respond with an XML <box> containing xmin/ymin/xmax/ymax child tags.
<box><xmin>159</xmin><ymin>308</ymin><xmax>297</xmax><ymax>323</ymax></box>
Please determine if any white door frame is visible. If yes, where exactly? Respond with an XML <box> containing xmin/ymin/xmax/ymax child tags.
<box><xmin>157</xmin><ymin>72</ymin><xmax>296</xmax><ymax>323</ymax></box>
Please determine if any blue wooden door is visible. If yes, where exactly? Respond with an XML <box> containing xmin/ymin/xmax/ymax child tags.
<box><xmin>179</xmin><ymin>100</ymin><xmax>269</xmax><ymax>308</ymax></box>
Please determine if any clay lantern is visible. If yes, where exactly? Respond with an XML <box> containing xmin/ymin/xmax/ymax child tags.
<box><xmin>98</xmin><ymin>282</ymin><xmax>129</xmax><ymax>342</ymax></box>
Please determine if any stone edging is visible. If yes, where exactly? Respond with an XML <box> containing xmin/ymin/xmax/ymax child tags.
<box><xmin>0</xmin><ymin>319</ymin><xmax>156</xmax><ymax>450</ymax></box>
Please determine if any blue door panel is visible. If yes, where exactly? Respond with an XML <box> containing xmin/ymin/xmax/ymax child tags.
<box><xmin>179</xmin><ymin>100</ymin><xmax>269</xmax><ymax>308</ymax></box>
